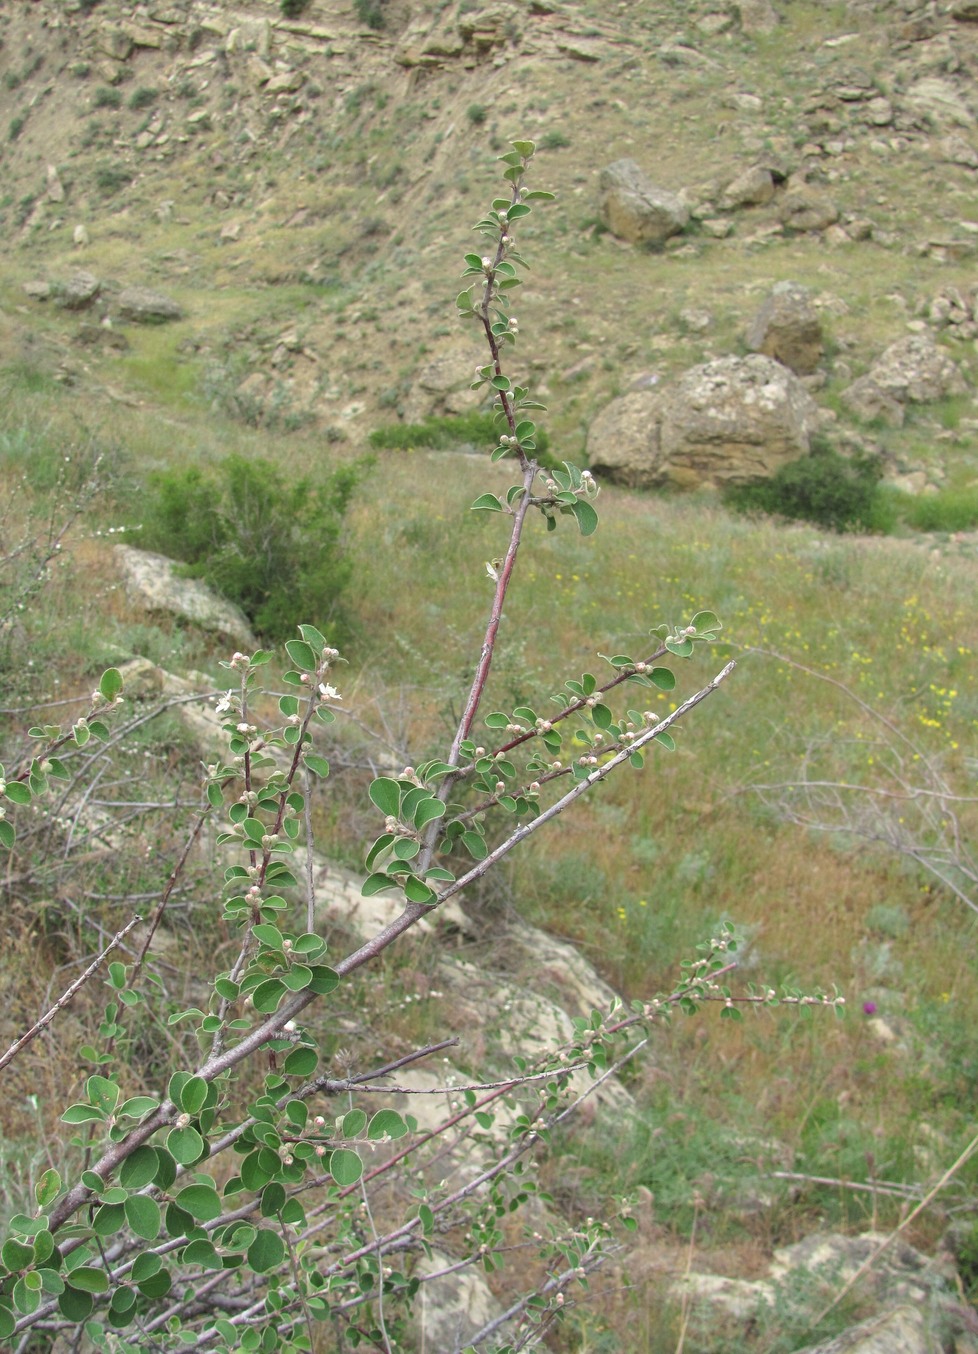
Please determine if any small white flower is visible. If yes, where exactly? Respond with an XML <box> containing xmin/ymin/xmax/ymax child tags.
<box><xmin>318</xmin><ymin>682</ymin><xmax>342</xmax><ymax>701</ymax></box>
<box><xmin>215</xmin><ymin>690</ymin><xmax>234</xmax><ymax>714</ymax></box>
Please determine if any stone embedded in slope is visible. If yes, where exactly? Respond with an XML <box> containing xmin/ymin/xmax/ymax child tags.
<box><xmin>841</xmin><ymin>334</ymin><xmax>967</xmax><ymax>427</ymax></box>
<box><xmin>746</xmin><ymin>281</ymin><xmax>824</xmax><ymax>374</ymax></box>
<box><xmin>598</xmin><ymin>159</ymin><xmax>688</xmax><ymax>245</ymax></box>
<box><xmin>117</xmin><ymin>286</ymin><xmax>184</xmax><ymax>323</ymax></box>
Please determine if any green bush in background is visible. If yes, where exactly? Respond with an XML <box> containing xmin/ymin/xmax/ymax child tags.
<box><xmin>138</xmin><ymin>453</ymin><xmax>364</xmax><ymax>642</ymax></box>
<box><xmin>724</xmin><ymin>445</ymin><xmax>894</xmax><ymax>533</ymax></box>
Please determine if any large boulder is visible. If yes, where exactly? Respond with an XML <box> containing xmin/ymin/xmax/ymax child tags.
<box><xmin>587</xmin><ymin>355</ymin><xmax>821</xmax><ymax>489</ymax></box>
<box><xmin>598</xmin><ymin>159</ymin><xmax>688</xmax><ymax>246</ymax></box>
<box><xmin>746</xmin><ymin>281</ymin><xmax>824</xmax><ymax>374</ymax></box>
<box><xmin>779</xmin><ymin>184</ymin><xmax>839</xmax><ymax>232</ymax></box>
<box><xmin>402</xmin><ymin>345</ymin><xmax>484</xmax><ymax>423</ymax></box>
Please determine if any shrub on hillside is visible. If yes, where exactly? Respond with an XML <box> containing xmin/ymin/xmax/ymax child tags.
<box><xmin>353</xmin><ymin>0</ymin><xmax>387</xmax><ymax>29</ymax></box>
<box><xmin>724</xmin><ymin>445</ymin><xmax>894</xmax><ymax>533</ymax></box>
<box><xmin>280</xmin><ymin>0</ymin><xmax>311</xmax><ymax>16</ymax></box>
<box><xmin>138</xmin><ymin>453</ymin><xmax>364</xmax><ymax>642</ymax></box>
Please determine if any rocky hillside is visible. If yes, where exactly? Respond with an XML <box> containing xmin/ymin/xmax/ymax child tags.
<box><xmin>3</xmin><ymin>0</ymin><xmax>978</xmax><ymax>490</ymax></box>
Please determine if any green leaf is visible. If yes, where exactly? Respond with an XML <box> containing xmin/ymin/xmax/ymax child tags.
<box><xmin>247</xmin><ymin>1228</ymin><xmax>286</xmax><ymax>1274</ymax></box>
<box><xmin>131</xmin><ymin>1254</ymin><xmax>162</xmax><ymax>1284</ymax></box>
<box><xmin>461</xmin><ymin>830</ymin><xmax>488</xmax><ymax>861</ymax></box>
<box><xmin>167</xmin><ymin>1125</ymin><xmax>204</xmax><ymax>1166</ymax></box>
<box><xmin>98</xmin><ymin>667</ymin><xmax>123</xmax><ymax>700</ymax></box>
<box><xmin>252</xmin><ymin>923</ymin><xmax>284</xmax><ymax>948</ymax></box>
<box><xmin>654</xmin><ymin>731</ymin><xmax>677</xmax><ymax>752</ymax></box>
<box><xmin>0</xmin><ymin>1304</ymin><xmax>15</xmax><ymax>1340</ymax></box>
<box><xmin>117</xmin><ymin>1095</ymin><xmax>159</xmax><ymax>1119</ymax></box>
<box><xmin>511</xmin><ymin>139</ymin><xmax>535</xmax><ymax>155</ymax></box>
<box><xmin>329</xmin><ymin>1148</ymin><xmax>363</xmax><ymax>1186</ymax></box>
<box><xmin>590</xmin><ymin>703</ymin><xmax>613</xmax><ymax>731</ymax></box>
<box><xmin>570</xmin><ymin>499</ymin><xmax>598</xmax><ymax>536</ymax></box>
<box><xmin>690</xmin><ymin>610</ymin><xmax>721</xmax><ymax>634</ymax></box>
<box><xmin>2</xmin><ymin>1238</ymin><xmax>34</xmax><ymax>1271</ymax></box>
<box><xmin>650</xmin><ymin>667</ymin><xmax>676</xmax><ymax>691</ymax></box>
<box><xmin>124</xmin><ymin>1195</ymin><xmax>162</xmax><ymax>1240</ymax></box>
<box><xmin>284</xmin><ymin>639</ymin><xmax>317</xmax><ymax>672</ymax></box>
<box><xmin>182</xmin><ymin>1239</ymin><xmax>222</xmax><ymax>1269</ymax></box>
<box><xmin>368</xmin><ymin>777</ymin><xmax>401</xmax><ymax>817</ymax></box>
<box><xmin>367</xmin><ymin>1109</ymin><xmax>408</xmax><ymax>1141</ymax></box>
<box><xmin>306</xmin><ymin>965</ymin><xmax>339</xmax><ymax>995</ymax></box>
<box><xmin>92</xmin><ymin>1202</ymin><xmax>126</xmax><ymax>1237</ymax></box>
<box><xmin>175</xmin><ymin>1184</ymin><xmax>222</xmax><ymax>1222</ymax></box>
<box><xmin>471</xmin><ymin>493</ymin><xmax>504</xmax><ymax>512</ymax></box>
<box><xmin>403</xmin><ymin>876</ymin><xmax>437</xmax><ymax>905</ymax></box>
<box><xmin>412</xmin><ymin>797</ymin><xmax>445</xmax><ymax>828</ymax></box>
<box><xmin>179</xmin><ymin>1076</ymin><xmax>208</xmax><ymax>1116</ymax></box>
<box><xmin>342</xmin><ymin>1109</ymin><xmax>367</xmax><ymax>1138</ymax></box>
<box><xmin>304</xmin><ymin>752</ymin><xmax>330</xmax><ymax>778</ymax></box>
<box><xmin>283</xmin><ymin>1046</ymin><xmax>318</xmax><ymax>1077</ymax></box>
<box><xmin>34</xmin><ymin>1168</ymin><xmax>61</xmax><ymax>1210</ymax></box>
<box><xmin>4</xmin><ymin>782</ymin><xmax>31</xmax><ymax>805</ymax></box>
<box><xmin>61</xmin><ymin>1103</ymin><xmax>105</xmax><ymax>1124</ymax></box>
<box><xmin>120</xmin><ymin>1147</ymin><xmax>159</xmax><ymax>1190</ymax></box>
<box><xmin>13</xmin><ymin>1277</ymin><xmax>40</xmax><ymax>1315</ymax></box>
<box><xmin>0</xmin><ymin>819</ymin><xmax>17</xmax><ymax>848</ymax></box>
<box><xmin>362</xmin><ymin>872</ymin><xmax>398</xmax><ymax>896</ymax></box>
<box><xmin>58</xmin><ymin>1285</ymin><xmax>94</xmax><ymax>1321</ymax></box>
<box><xmin>251</xmin><ymin>978</ymin><xmax>287</xmax><ymax>1013</ymax></box>
<box><xmin>66</xmin><ymin>1266</ymin><xmax>109</xmax><ymax>1294</ymax></box>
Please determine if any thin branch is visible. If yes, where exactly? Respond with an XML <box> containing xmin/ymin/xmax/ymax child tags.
<box><xmin>0</xmin><ymin>915</ymin><xmax>142</xmax><ymax>1072</ymax></box>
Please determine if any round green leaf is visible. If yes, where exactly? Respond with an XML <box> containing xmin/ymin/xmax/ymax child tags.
<box><xmin>166</xmin><ymin>1125</ymin><xmax>204</xmax><ymax>1166</ymax></box>
<box><xmin>368</xmin><ymin>777</ymin><xmax>401</xmax><ymax>817</ymax></box>
<box><xmin>124</xmin><ymin>1195</ymin><xmax>162</xmax><ymax>1240</ymax></box>
<box><xmin>65</xmin><ymin>1266</ymin><xmax>109</xmax><ymax>1294</ymax></box>
<box><xmin>341</xmin><ymin>1109</ymin><xmax>367</xmax><ymax>1138</ymax></box>
<box><xmin>367</xmin><ymin>1109</ymin><xmax>408</xmax><ymax>1141</ymax></box>
<box><xmin>120</xmin><ymin>1147</ymin><xmax>159</xmax><ymax>1190</ymax></box>
<box><xmin>329</xmin><ymin>1148</ymin><xmax>363</xmax><ymax>1187</ymax></box>
<box><xmin>175</xmin><ymin>1184</ymin><xmax>222</xmax><ymax>1222</ymax></box>
<box><xmin>282</xmin><ymin>1046</ymin><xmax>318</xmax><ymax>1077</ymax></box>
<box><xmin>179</xmin><ymin>1076</ymin><xmax>208</xmax><ymax>1116</ymax></box>
<box><xmin>247</xmin><ymin>1228</ymin><xmax>286</xmax><ymax>1273</ymax></box>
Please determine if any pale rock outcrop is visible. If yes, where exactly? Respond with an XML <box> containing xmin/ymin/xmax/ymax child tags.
<box><xmin>598</xmin><ymin>159</ymin><xmax>688</xmax><ymax>246</ymax></box>
<box><xmin>114</xmin><ymin>546</ymin><xmax>256</xmax><ymax>647</ymax></box>
<box><xmin>746</xmin><ymin>281</ymin><xmax>824</xmax><ymax>374</ymax></box>
<box><xmin>588</xmin><ymin>355</ymin><xmax>820</xmax><ymax>489</ymax></box>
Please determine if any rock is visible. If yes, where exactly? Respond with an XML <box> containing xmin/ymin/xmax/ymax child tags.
<box><xmin>779</xmin><ymin>184</ymin><xmax>840</xmax><ymax>232</ymax></box>
<box><xmin>410</xmin><ymin>1248</ymin><xmax>500</xmax><ymax>1350</ymax></box>
<box><xmin>735</xmin><ymin>0</ymin><xmax>780</xmax><ymax>34</ymax></box>
<box><xmin>402</xmin><ymin>346</ymin><xmax>484</xmax><ymax>423</ymax></box>
<box><xmin>46</xmin><ymin>165</ymin><xmax>65</xmax><ymax>203</ymax></box>
<box><xmin>117</xmin><ymin>286</ymin><xmax>184</xmax><ymax>323</ymax></box>
<box><xmin>587</xmin><ymin>354</ymin><xmax>821</xmax><ymax>490</ymax></box>
<box><xmin>905</xmin><ymin>78</ymin><xmax>974</xmax><ymax>129</ymax></box>
<box><xmin>865</xmin><ymin>335</ymin><xmax>967</xmax><ymax>403</ymax></box>
<box><xmin>56</xmin><ymin>270</ymin><xmax>100</xmax><ymax>310</ymax></box>
<box><xmin>720</xmin><ymin>164</ymin><xmax>776</xmax><ymax>209</ymax></box>
<box><xmin>120</xmin><ymin>22</ymin><xmax>163</xmax><ymax>50</ymax></box>
<box><xmin>98</xmin><ymin>27</ymin><xmax>133</xmax><ymax>61</ymax></box>
<box><xmin>939</xmin><ymin>134</ymin><xmax>978</xmax><ymax>167</ymax></box>
<box><xmin>266</xmin><ymin>70</ymin><xmax>303</xmax><ymax>94</ymax></box>
<box><xmin>598</xmin><ymin>159</ymin><xmax>688</xmax><ymax>246</ymax></box>
<box><xmin>226</xmin><ymin>18</ymin><xmax>272</xmax><ymax>59</ymax></box>
<box><xmin>952</xmin><ymin>0</ymin><xmax>978</xmax><ymax>21</ymax></box>
<box><xmin>73</xmin><ymin>224</ymin><xmax>89</xmax><ymax>247</ymax></box>
<box><xmin>746</xmin><ymin>281</ymin><xmax>824</xmax><ymax>374</ymax></box>
<box><xmin>114</xmin><ymin>546</ymin><xmax>257</xmax><ymax>648</ymax></box>
<box><xmin>841</xmin><ymin>377</ymin><xmax>906</xmax><ymax>427</ymax></box>
<box><xmin>794</xmin><ymin>1305</ymin><xmax>938</xmax><ymax>1354</ymax></box>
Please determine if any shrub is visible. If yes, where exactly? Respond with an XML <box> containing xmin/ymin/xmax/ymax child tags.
<box><xmin>891</xmin><ymin>484</ymin><xmax>978</xmax><ymax>533</ymax></box>
<box><xmin>369</xmin><ymin>409</ymin><xmax>555</xmax><ymax>464</ymax></box>
<box><xmin>137</xmin><ymin>453</ymin><xmax>364</xmax><ymax>643</ymax></box>
<box><xmin>467</xmin><ymin>102</ymin><xmax>489</xmax><ymax>126</ymax></box>
<box><xmin>541</xmin><ymin>129</ymin><xmax>571</xmax><ymax>150</ymax></box>
<box><xmin>723</xmin><ymin>445</ymin><xmax>894</xmax><ymax>533</ymax></box>
<box><xmin>128</xmin><ymin>86</ymin><xmax>158</xmax><ymax>111</ymax></box>
<box><xmin>93</xmin><ymin>162</ymin><xmax>132</xmax><ymax>196</ymax></box>
<box><xmin>280</xmin><ymin>0</ymin><xmax>311</xmax><ymax>14</ymax></box>
<box><xmin>92</xmin><ymin>85</ymin><xmax>122</xmax><ymax>110</ymax></box>
<box><xmin>8</xmin><ymin>113</ymin><xmax>25</xmax><ymax>141</ymax></box>
<box><xmin>353</xmin><ymin>0</ymin><xmax>387</xmax><ymax>29</ymax></box>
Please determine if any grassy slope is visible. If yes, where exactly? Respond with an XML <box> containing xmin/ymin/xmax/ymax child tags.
<box><xmin>2</xmin><ymin>1</ymin><xmax>978</xmax><ymax>1347</ymax></box>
